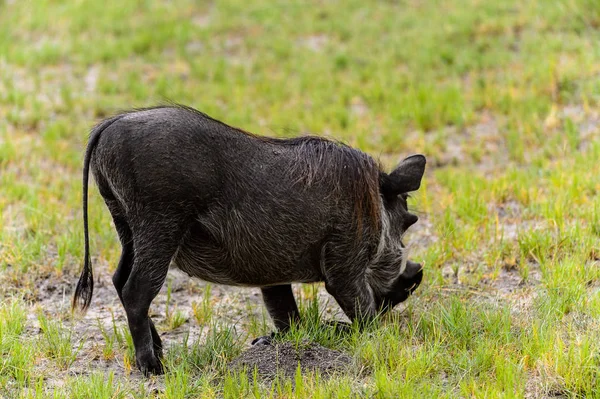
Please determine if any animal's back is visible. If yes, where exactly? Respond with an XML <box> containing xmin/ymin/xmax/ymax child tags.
<box><xmin>90</xmin><ymin>106</ymin><xmax>244</xmax><ymax>209</ymax></box>
<box><xmin>89</xmin><ymin>106</ymin><xmax>350</xmax><ymax>286</ymax></box>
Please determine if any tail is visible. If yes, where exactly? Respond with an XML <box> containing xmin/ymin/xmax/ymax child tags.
<box><xmin>72</xmin><ymin>114</ymin><xmax>125</xmax><ymax>313</ymax></box>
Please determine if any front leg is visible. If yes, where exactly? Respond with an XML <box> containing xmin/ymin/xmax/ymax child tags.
<box><xmin>253</xmin><ymin>284</ymin><xmax>300</xmax><ymax>345</ymax></box>
<box><xmin>321</xmin><ymin>242</ymin><xmax>378</xmax><ymax>327</ymax></box>
<box><xmin>325</xmin><ymin>276</ymin><xmax>377</xmax><ymax>327</ymax></box>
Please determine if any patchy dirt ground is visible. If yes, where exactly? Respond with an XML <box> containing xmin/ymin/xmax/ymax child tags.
<box><xmin>230</xmin><ymin>341</ymin><xmax>353</xmax><ymax>382</ymax></box>
<box><xmin>26</xmin><ymin>257</ymin><xmax>351</xmax><ymax>391</ymax></box>
<box><xmin>21</xmin><ymin>209</ymin><xmax>542</xmax><ymax>388</ymax></box>
<box><xmin>2</xmin><ymin>187</ymin><xmax>595</xmax><ymax>398</ymax></box>
<box><xmin>29</xmin><ymin>267</ymin><xmax>255</xmax><ymax>389</ymax></box>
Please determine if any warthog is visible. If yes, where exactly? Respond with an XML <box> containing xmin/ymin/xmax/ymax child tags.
<box><xmin>73</xmin><ymin>105</ymin><xmax>425</xmax><ymax>375</ymax></box>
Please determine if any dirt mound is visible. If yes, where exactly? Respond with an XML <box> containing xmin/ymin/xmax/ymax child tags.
<box><xmin>230</xmin><ymin>341</ymin><xmax>352</xmax><ymax>381</ymax></box>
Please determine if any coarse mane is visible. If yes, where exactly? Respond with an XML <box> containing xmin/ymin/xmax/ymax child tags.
<box><xmin>282</xmin><ymin>136</ymin><xmax>383</xmax><ymax>237</ymax></box>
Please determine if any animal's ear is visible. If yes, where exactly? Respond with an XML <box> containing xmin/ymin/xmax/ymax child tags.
<box><xmin>380</xmin><ymin>154</ymin><xmax>426</xmax><ymax>197</ymax></box>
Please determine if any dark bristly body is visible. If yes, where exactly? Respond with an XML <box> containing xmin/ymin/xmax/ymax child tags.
<box><xmin>72</xmin><ymin>105</ymin><xmax>426</xmax><ymax>376</ymax></box>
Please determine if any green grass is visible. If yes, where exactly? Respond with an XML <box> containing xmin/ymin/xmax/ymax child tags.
<box><xmin>1</xmin><ymin>0</ymin><xmax>600</xmax><ymax>397</ymax></box>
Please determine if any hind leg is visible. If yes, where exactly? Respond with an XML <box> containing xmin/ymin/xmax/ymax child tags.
<box><xmin>113</xmin><ymin>243</ymin><xmax>163</xmax><ymax>357</ymax></box>
<box><xmin>121</xmin><ymin>238</ymin><xmax>177</xmax><ymax>376</ymax></box>
<box><xmin>116</xmin><ymin>214</ymin><xmax>186</xmax><ymax>376</ymax></box>
<box><xmin>106</xmin><ymin>201</ymin><xmax>163</xmax><ymax>357</ymax></box>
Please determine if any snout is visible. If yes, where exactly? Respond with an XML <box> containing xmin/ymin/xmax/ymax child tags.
<box><xmin>401</xmin><ymin>260</ymin><xmax>423</xmax><ymax>289</ymax></box>
<box><xmin>379</xmin><ymin>260</ymin><xmax>423</xmax><ymax>312</ymax></box>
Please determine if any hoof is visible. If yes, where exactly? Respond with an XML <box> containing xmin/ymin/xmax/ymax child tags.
<box><xmin>251</xmin><ymin>332</ymin><xmax>275</xmax><ymax>346</ymax></box>
<box><xmin>137</xmin><ymin>353</ymin><xmax>164</xmax><ymax>376</ymax></box>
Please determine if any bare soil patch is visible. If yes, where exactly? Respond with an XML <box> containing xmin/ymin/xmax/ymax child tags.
<box><xmin>230</xmin><ymin>341</ymin><xmax>353</xmax><ymax>382</ymax></box>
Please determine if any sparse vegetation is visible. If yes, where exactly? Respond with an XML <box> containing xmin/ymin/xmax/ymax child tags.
<box><xmin>1</xmin><ymin>0</ymin><xmax>599</xmax><ymax>397</ymax></box>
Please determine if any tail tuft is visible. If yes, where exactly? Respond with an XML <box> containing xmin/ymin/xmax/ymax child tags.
<box><xmin>72</xmin><ymin>254</ymin><xmax>94</xmax><ymax>313</ymax></box>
